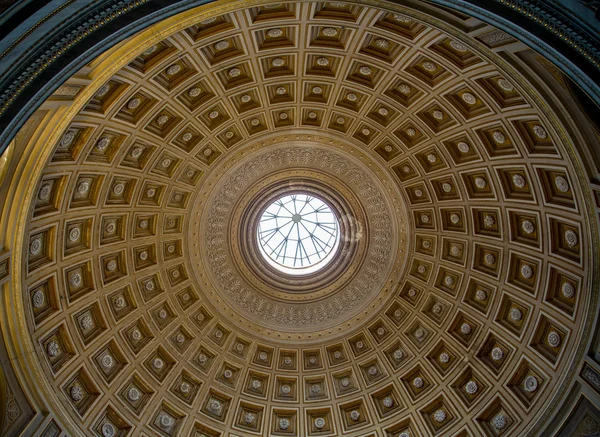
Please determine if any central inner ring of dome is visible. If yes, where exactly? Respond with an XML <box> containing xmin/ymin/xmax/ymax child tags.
<box><xmin>257</xmin><ymin>193</ymin><xmax>340</xmax><ymax>275</ymax></box>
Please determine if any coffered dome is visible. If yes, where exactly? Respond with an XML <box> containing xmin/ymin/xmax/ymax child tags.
<box><xmin>0</xmin><ymin>1</ymin><xmax>599</xmax><ymax>437</ymax></box>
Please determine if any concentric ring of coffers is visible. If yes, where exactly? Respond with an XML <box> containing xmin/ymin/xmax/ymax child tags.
<box><xmin>15</xmin><ymin>1</ymin><xmax>596</xmax><ymax>436</ymax></box>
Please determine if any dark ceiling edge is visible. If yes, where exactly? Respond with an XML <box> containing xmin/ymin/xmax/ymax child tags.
<box><xmin>429</xmin><ymin>0</ymin><xmax>600</xmax><ymax>102</ymax></box>
<box><xmin>0</xmin><ymin>0</ymin><xmax>53</xmax><ymax>40</ymax></box>
<box><xmin>0</xmin><ymin>0</ymin><xmax>598</xmax><ymax>157</ymax></box>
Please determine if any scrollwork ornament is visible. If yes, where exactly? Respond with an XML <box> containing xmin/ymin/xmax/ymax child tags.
<box><xmin>1</xmin><ymin>4</ymin><xmax>596</xmax><ymax>437</ymax></box>
<box><xmin>198</xmin><ymin>142</ymin><xmax>403</xmax><ymax>331</ymax></box>
<box><xmin>576</xmin><ymin>413</ymin><xmax>600</xmax><ymax>436</ymax></box>
<box><xmin>582</xmin><ymin>366</ymin><xmax>600</xmax><ymax>391</ymax></box>
<box><xmin>3</xmin><ymin>389</ymin><xmax>20</xmax><ymax>429</ymax></box>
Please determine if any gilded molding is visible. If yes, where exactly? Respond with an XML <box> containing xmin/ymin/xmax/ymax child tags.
<box><xmin>0</xmin><ymin>1</ymin><xmax>598</xmax><ymax>436</ymax></box>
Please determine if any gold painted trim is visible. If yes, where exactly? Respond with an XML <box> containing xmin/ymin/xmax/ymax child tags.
<box><xmin>0</xmin><ymin>1</ymin><xmax>597</xmax><ymax>435</ymax></box>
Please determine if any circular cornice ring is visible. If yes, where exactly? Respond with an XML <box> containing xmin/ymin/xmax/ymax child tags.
<box><xmin>238</xmin><ymin>176</ymin><xmax>365</xmax><ymax>295</ymax></box>
<box><xmin>190</xmin><ymin>135</ymin><xmax>408</xmax><ymax>335</ymax></box>
<box><xmin>0</xmin><ymin>1</ymin><xmax>597</xmax><ymax>436</ymax></box>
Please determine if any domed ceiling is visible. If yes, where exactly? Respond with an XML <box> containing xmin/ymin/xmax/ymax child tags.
<box><xmin>5</xmin><ymin>1</ymin><xmax>599</xmax><ymax>436</ymax></box>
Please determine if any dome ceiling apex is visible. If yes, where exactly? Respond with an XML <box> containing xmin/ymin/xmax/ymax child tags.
<box><xmin>1</xmin><ymin>1</ymin><xmax>598</xmax><ymax>436</ymax></box>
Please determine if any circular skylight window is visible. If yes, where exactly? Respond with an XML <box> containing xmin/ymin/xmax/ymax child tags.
<box><xmin>257</xmin><ymin>194</ymin><xmax>340</xmax><ymax>275</ymax></box>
